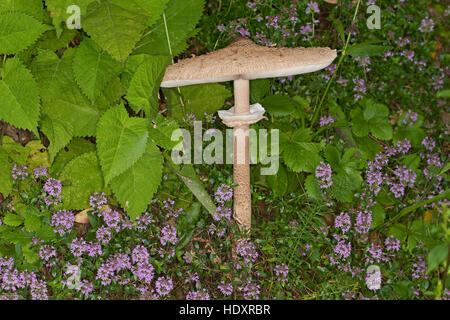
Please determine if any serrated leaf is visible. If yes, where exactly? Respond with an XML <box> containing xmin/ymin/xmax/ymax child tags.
<box><xmin>164</xmin><ymin>83</ymin><xmax>231</xmax><ymax>121</ymax></box>
<box><xmin>305</xmin><ymin>174</ymin><xmax>322</xmax><ymax>201</ymax></box>
<box><xmin>370</xmin><ymin>118</ymin><xmax>393</xmax><ymax>140</ymax></box>
<box><xmin>110</xmin><ymin>140</ymin><xmax>163</xmax><ymax>219</ymax></box>
<box><xmin>3</xmin><ymin>213</ymin><xmax>24</xmax><ymax>227</ymax></box>
<box><xmin>283</xmin><ymin>147</ymin><xmax>322</xmax><ymax>173</ymax></box>
<box><xmin>324</xmin><ymin>145</ymin><xmax>341</xmax><ymax>170</ymax></box>
<box><xmin>40</xmin><ymin>114</ymin><xmax>74</xmax><ymax>163</ymax></box>
<box><xmin>149</xmin><ymin>114</ymin><xmax>180</xmax><ymax>149</ymax></box>
<box><xmin>329</xmin><ymin>174</ymin><xmax>354</xmax><ymax>202</ymax></box>
<box><xmin>347</xmin><ymin>42</ymin><xmax>391</xmax><ymax>57</ymax></box>
<box><xmin>83</xmin><ymin>0</ymin><xmax>154</xmax><ymax>61</ymax></box>
<box><xmin>96</xmin><ymin>104</ymin><xmax>149</xmax><ymax>184</ymax></box>
<box><xmin>0</xmin><ymin>0</ymin><xmax>45</xmax><ymax>22</ymax></box>
<box><xmin>133</xmin><ymin>0</ymin><xmax>205</xmax><ymax>57</ymax></box>
<box><xmin>127</xmin><ymin>55</ymin><xmax>169</xmax><ymax>116</ymax></box>
<box><xmin>371</xmin><ymin>204</ymin><xmax>385</xmax><ymax>229</ymax></box>
<box><xmin>45</xmin><ymin>0</ymin><xmax>93</xmax><ymax>37</ymax></box>
<box><xmin>60</xmin><ymin>151</ymin><xmax>104</xmax><ymax>210</ymax></box>
<box><xmin>0</xmin><ymin>149</ymin><xmax>13</xmax><ymax>197</ymax></box>
<box><xmin>0</xmin><ymin>57</ymin><xmax>40</xmax><ymax>134</ymax></box>
<box><xmin>427</xmin><ymin>244</ymin><xmax>448</xmax><ymax>273</ymax></box>
<box><xmin>173</xmin><ymin>164</ymin><xmax>216</xmax><ymax>216</ymax></box>
<box><xmin>24</xmin><ymin>214</ymin><xmax>42</xmax><ymax>233</ymax></box>
<box><xmin>2</xmin><ymin>136</ymin><xmax>30</xmax><ymax>165</ymax></box>
<box><xmin>73</xmin><ymin>38</ymin><xmax>122</xmax><ymax>102</ymax></box>
<box><xmin>0</xmin><ymin>12</ymin><xmax>51</xmax><ymax>54</ymax></box>
<box><xmin>262</xmin><ymin>95</ymin><xmax>294</xmax><ymax>117</ymax></box>
<box><xmin>250</xmin><ymin>79</ymin><xmax>270</xmax><ymax>104</ymax></box>
<box><xmin>266</xmin><ymin>164</ymin><xmax>288</xmax><ymax>196</ymax></box>
<box><xmin>50</xmin><ymin>138</ymin><xmax>96</xmax><ymax>176</ymax></box>
<box><xmin>22</xmin><ymin>243</ymin><xmax>39</xmax><ymax>264</ymax></box>
<box><xmin>31</xmin><ymin>48</ymin><xmax>106</xmax><ymax>137</ymax></box>
<box><xmin>26</xmin><ymin>141</ymin><xmax>50</xmax><ymax>170</ymax></box>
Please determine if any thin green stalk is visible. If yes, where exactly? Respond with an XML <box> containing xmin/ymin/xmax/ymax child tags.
<box><xmin>310</xmin><ymin>0</ymin><xmax>361</xmax><ymax>128</ymax></box>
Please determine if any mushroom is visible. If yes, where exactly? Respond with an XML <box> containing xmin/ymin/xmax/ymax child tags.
<box><xmin>161</xmin><ymin>38</ymin><xmax>336</xmax><ymax>231</ymax></box>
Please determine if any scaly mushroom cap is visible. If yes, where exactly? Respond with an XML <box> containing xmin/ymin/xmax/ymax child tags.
<box><xmin>161</xmin><ymin>38</ymin><xmax>337</xmax><ymax>88</ymax></box>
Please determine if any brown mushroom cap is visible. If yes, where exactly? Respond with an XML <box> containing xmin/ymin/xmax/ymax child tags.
<box><xmin>160</xmin><ymin>38</ymin><xmax>337</xmax><ymax>88</ymax></box>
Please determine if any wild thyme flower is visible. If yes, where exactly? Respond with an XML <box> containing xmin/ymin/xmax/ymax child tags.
<box><xmin>11</xmin><ymin>164</ymin><xmax>28</xmax><ymax>181</ymax></box>
<box><xmin>155</xmin><ymin>276</ymin><xmax>173</xmax><ymax>296</ymax></box>
<box><xmin>305</xmin><ymin>1</ymin><xmax>319</xmax><ymax>14</ymax></box>
<box><xmin>70</xmin><ymin>238</ymin><xmax>87</xmax><ymax>257</ymax></box>
<box><xmin>402</xmin><ymin>110</ymin><xmax>418</xmax><ymax>126</ymax></box>
<box><xmin>186</xmin><ymin>289</ymin><xmax>210</xmax><ymax>300</ymax></box>
<box><xmin>319</xmin><ymin>115</ymin><xmax>335</xmax><ymax>127</ymax></box>
<box><xmin>51</xmin><ymin>209</ymin><xmax>74</xmax><ymax>236</ymax></box>
<box><xmin>160</xmin><ymin>225</ymin><xmax>178</xmax><ymax>246</ymax></box>
<box><xmin>421</xmin><ymin>136</ymin><xmax>435</xmax><ymax>152</ymax></box>
<box><xmin>352</xmin><ymin>77</ymin><xmax>367</xmax><ymax>100</ymax></box>
<box><xmin>96</xmin><ymin>226</ymin><xmax>112</xmax><ymax>244</ymax></box>
<box><xmin>33</xmin><ymin>166</ymin><xmax>48</xmax><ymax>179</ymax></box>
<box><xmin>136</xmin><ymin>212</ymin><xmax>152</xmax><ymax>231</ymax></box>
<box><xmin>274</xmin><ymin>264</ymin><xmax>289</xmax><ymax>282</ymax></box>
<box><xmin>385</xmin><ymin>236</ymin><xmax>400</xmax><ymax>252</ymax></box>
<box><xmin>396</xmin><ymin>138</ymin><xmax>411</xmax><ymax>154</ymax></box>
<box><xmin>78</xmin><ymin>280</ymin><xmax>93</xmax><ymax>296</ymax></box>
<box><xmin>38</xmin><ymin>245</ymin><xmax>56</xmax><ymax>267</ymax></box>
<box><xmin>333</xmin><ymin>240</ymin><xmax>352</xmax><ymax>260</ymax></box>
<box><xmin>131</xmin><ymin>245</ymin><xmax>149</xmax><ymax>264</ymax></box>
<box><xmin>44</xmin><ymin>178</ymin><xmax>62</xmax><ymax>197</ymax></box>
<box><xmin>236</xmin><ymin>239</ymin><xmax>258</xmax><ymax>264</ymax></box>
<box><xmin>366</xmin><ymin>243</ymin><xmax>387</xmax><ymax>264</ymax></box>
<box><xmin>418</xmin><ymin>16</ymin><xmax>434</xmax><ymax>32</ymax></box>
<box><xmin>133</xmin><ymin>262</ymin><xmax>154</xmax><ymax>284</ymax></box>
<box><xmin>334</xmin><ymin>212</ymin><xmax>351</xmax><ymax>233</ymax></box>
<box><xmin>355</xmin><ymin>210</ymin><xmax>372</xmax><ymax>235</ymax></box>
<box><xmin>215</xmin><ymin>184</ymin><xmax>233</xmax><ymax>204</ymax></box>
<box><xmin>242</xmin><ymin>283</ymin><xmax>260</xmax><ymax>300</ymax></box>
<box><xmin>85</xmin><ymin>242</ymin><xmax>102</xmax><ymax>257</ymax></box>
<box><xmin>102</xmin><ymin>209</ymin><xmax>121</xmax><ymax>231</ymax></box>
<box><xmin>214</xmin><ymin>206</ymin><xmax>232</xmax><ymax>221</ymax></box>
<box><xmin>315</xmin><ymin>162</ymin><xmax>333</xmax><ymax>189</ymax></box>
<box><xmin>185</xmin><ymin>271</ymin><xmax>199</xmax><ymax>284</ymax></box>
<box><xmin>163</xmin><ymin>198</ymin><xmax>182</xmax><ymax>219</ymax></box>
<box><xmin>89</xmin><ymin>192</ymin><xmax>107</xmax><ymax>210</ymax></box>
<box><xmin>218</xmin><ymin>281</ymin><xmax>233</xmax><ymax>296</ymax></box>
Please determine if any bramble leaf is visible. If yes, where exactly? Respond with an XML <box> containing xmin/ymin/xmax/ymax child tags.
<box><xmin>110</xmin><ymin>140</ymin><xmax>163</xmax><ymax>219</ymax></box>
<box><xmin>96</xmin><ymin>105</ymin><xmax>149</xmax><ymax>184</ymax></box>
<box><xmin>0</xmin><ymin>57</ymin><xmax>40</xmax><ymax>134</ymax></box>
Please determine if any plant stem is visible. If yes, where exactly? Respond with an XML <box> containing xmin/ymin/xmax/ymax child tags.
<box><xmin>310</xmin><ymin>0</ymin><xmax>361</xmax><ymax>128</ymax></box>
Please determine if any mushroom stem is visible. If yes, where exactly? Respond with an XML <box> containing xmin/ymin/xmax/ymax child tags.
<box><xmin>233</xmin><ymin>79</ymin><xmax>251</xmax><ymax>232</ymax></box>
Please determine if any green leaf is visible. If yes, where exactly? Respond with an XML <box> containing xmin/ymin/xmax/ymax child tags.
<box><xmin>371</xmin><ymin>204</ymin><xmax>386</xmax><ymax>229</ymax></box>
<box><xmin>0</xmin><ymin>149</ymin><xmax>13</xmax><ymax>197</ymax></box>
<box><xmin>0</xmin><ymin>12</ymin><xmax>51</xmax><ymax>54</ymax></box>
<box><xmin>96</xmin><ymin>104</ymin><xmax>149</xmax><ymax>184</ymax></box>
<box><xmin>1</xmin><ymin>136</ymin><xmax>30</xmax><ymax>165</ymax></box>
<box><xmin>40</xmin><ymin>114</ymin><xmax>74</xmax><ymax>163</ymax></box>
<box><xmin>149</xmin><ymin>114</ymin><xmax>180</xmax><ymax>149</ymax></box>
<box><xmin>0</xmin><ymin>0</ymin><xmax>45</xmax><ymax>22</ymax></box>
<box><xmin>324</xmin><ymin>145</ymin><xmax>341</xmax><ymax>170</ymax></box>
<box><xmin>437</xmin><ymin>89</ymin><xmax>450</xmax><ymax>98</ymax></box>
<box><xmin>73</xmin><ymin>38</ymin><xmax>122</xmax><ymax>102</ymax></box>
<box><xmin>24</xmin><ymin>214</ymin><xmax>42</xmax><ymax>233</ymax></box>
<box><xmin>305</xmin><ymin>174</ymin><xmax>322</xmax><ymax>201</ymax></box>
<box><xmin>110</xmin><ymin>140</ymin><xmax>163</xmax><ymax>219</ymax></box>
<box><xmin>350</xmin><ymin>108</ymin><xmax>369</xmax><ymax>137</ymax></box>
<box><xmin>22</xmin><ymin>243</ymin><xmax>39</xmax><ymax>264</ymax></box>
<box><xmin>164</xmin><ymin>83</ymin><xmax>231</xmax><ymax>121</ymax></box>
<box><xmin>0</xmin><ymin>57</ymin><xmax>40</xmax><ymax>134</ymax></box>
<box><xmin>50</xmin><ymin>138</ymin><xmax>96</xmax><ymax>176</ymax></box>
<box><xmin>3</xmin><ymin>213</ymin><xmax>24</xmax><ymax>227</ymax></box>
<box><xmin>370</xmin><ymin>118</ymin><xmax>393</xmax><ymax>140</ymax></box>
<box><xmin>262</xmin><ymin>95</ymin><xmax>294</xmax><ymax>117</ymax></box>
<box><xmin>60</xmin><ymin>151</ymin><xmax>104</xmax><ymax>210</ymax></box>
<box><xmin>329</xmin><ymin>174</ymin><xmax>354</xmax><ymax>202</ymax></box>
<box><xmin>173</xmin><ymin>164</ymin><xmax>216</xmax><ymax>216</ymax></box>
<box><xmin>250</xmin><ymin>79</ymin><xmax>271</xmax><ymax>104</ymax></box>
<box><xmin>127</xmin><ymin>55</ymin><xmax>169</xmax><ymax>116</ymax></box>
<box><xmin>45</xmin><ymin>0</ymin><xmax>93</xmax><ymax>37</ymax></box>
<box><xmin>347</xmin><ymin>42</ymin><xmax>391</xmax><ymax>57</ymax></box>
<box><xmin>427</xmin><ymin>244</ymin><xmax>448</xmax><ymax>273</ymax></box>
<box><xmin>31</xmin><ymin>48</ymin><xmax>107</xmax><ymax>137</ymax></box>
<box><xmin>83</xmin><ymin>0</ymin><xmax>154</xmax><ymax>61</ymax></box>
<box><xmin>282</xmin><ymin>128</ymin><xmax>322</xmax><ymax>173</ymax></box>
<box><xmin>266</xmin><ymin>164</ymin><xmax>288</xmax><ymax>196</ymax></box>
<box><xmin>133</xmin><ymin>0</ymin><xmax>205</xmax><ymax>57</ymax></box>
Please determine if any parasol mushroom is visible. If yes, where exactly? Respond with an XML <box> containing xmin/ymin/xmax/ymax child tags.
<box><xmin>161</xmin><ymin>38</ymin><xmax>336</xmax><ymax>231</ymax></box>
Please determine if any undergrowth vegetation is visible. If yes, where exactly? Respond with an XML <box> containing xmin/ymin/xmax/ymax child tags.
<box><xmin>0</xmin><ymin>0</ymin><xmax>449</xmax><ymax>300</ymax></box>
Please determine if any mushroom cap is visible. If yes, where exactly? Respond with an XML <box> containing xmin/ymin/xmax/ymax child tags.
<box><xmin>160</xmin><ymin>38</ymin><xmax>337</xmax><ymax>88</ymax></box>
